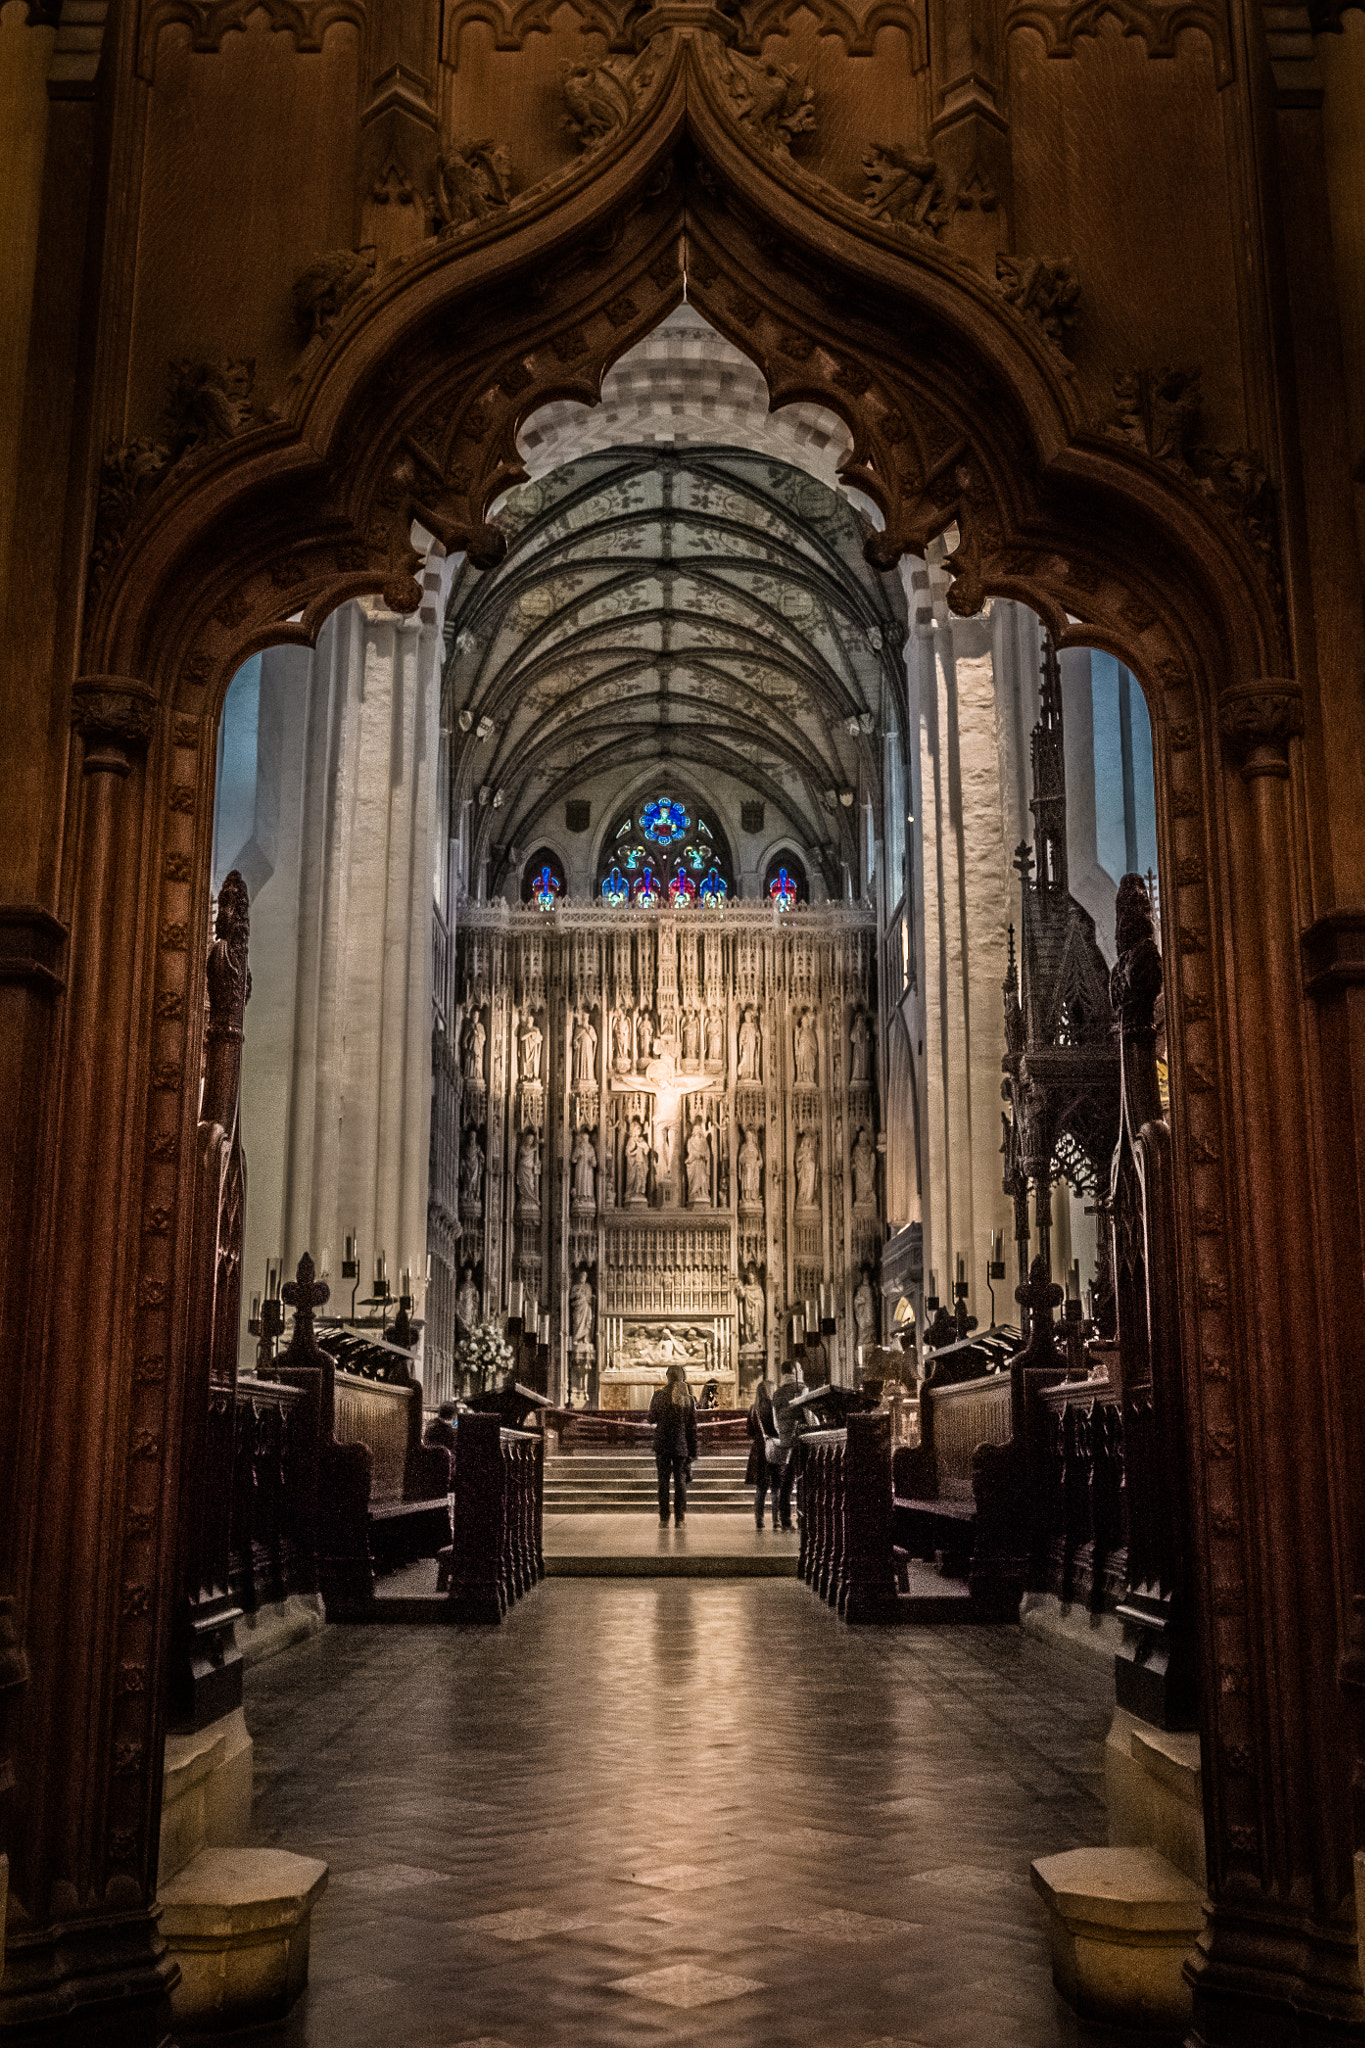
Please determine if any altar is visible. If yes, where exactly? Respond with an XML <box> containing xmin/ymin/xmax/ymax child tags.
<box><xmin>599</xmin><ymin>1315</ymin><xmax>736</xmax><ymax>1410</ymax></box>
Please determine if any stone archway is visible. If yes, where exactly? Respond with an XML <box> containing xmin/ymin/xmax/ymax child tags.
<box><xmin>25</xmin><ymin>32</ymin><xmax>1352</xmax><ymax>2046</ymax></box>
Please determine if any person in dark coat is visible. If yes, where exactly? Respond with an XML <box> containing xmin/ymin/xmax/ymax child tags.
<box><xmin>424</xmin><ymin>1401</ymin><xmax>458</xmax><ymax>1451</ymax></box>
<box><xmin>648</xmin><ymin>1362</ymin><xmax>698</xmax><ymax>1526</ymax></box>
<box><xmin>769</xmin><ymin>1360</ymin><xmax>803</xmax><ymax>1530</ymax></box>
<box><xmin>745</xmin><ymin>1375</ymin><xmax>781</xmax><ymax>1530</ymax></box>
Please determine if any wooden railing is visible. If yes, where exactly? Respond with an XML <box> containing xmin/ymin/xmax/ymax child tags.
<box><xmin>445</xmin><ymin>1412</ymin><xmax>544</xmax><ymax>1622</ymax></box>
<box><xmin>230</xmin><ymin>1376</ymin><xmax>314</xmax><ymax>1614</ymax></box>
<box><xmin>1031</xmin><ymin>1372</ymin><xmax>1126</xmax><ymax>1611</ymax></box>
<box><xmin>797</xmin><ymin>1411</ymin><xmax>900</xmax><ymax>1623</ymax></box>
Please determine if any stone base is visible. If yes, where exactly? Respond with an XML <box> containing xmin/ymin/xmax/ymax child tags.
<box><xmin>158</xmin><ymin>1847</ymin><xmax>327</xmax><ymax>2033</ymax></box>
<box><xmin>1106</xmin><ymin>1708</ymin><xmax>1206</xmax><ymax>1888</ymax></box>
<box><xmin>1031</xmin><ymin>1845</ymin><xmax>1204</xmax><ymax>2031</ymax></box>
<box><xmin>1019</xmin><ymin>1590</ymin><xmax>1126</xmax><ymax>1673</ymax></box>
<box><xmin>234</xmin><ymin>1592</ymin><xmax>326</xmax><ymax>1669</ymax></box>
<box><xmin>160</xmin><ymin>1707</ymin><xmax>254</xmax><ymax>1882</ymax></box>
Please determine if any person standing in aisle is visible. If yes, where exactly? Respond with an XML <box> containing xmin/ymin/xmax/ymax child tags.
<box><xmin>745</xmin><ymin>1373</ymin><xmax>782</xmax><ymax>1529</ymax></box>
<box><xmin>649</xmin><ymin>1362</ymin><xmax>697</xmax><ymax>1526</ymax></box>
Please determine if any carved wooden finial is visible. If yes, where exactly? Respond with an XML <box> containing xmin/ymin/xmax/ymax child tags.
<box><xmin>281</xmin><ymin>1251</ymin><xmax>330</xmax><ymax>1364</ymax></box>
<box><xmin>1016</xmin><ymin>1253</ymin><xmax>1064</xmax><ymax>1363</ymax></box>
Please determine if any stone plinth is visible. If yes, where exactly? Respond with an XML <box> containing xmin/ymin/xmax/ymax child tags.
<box><xmin>1106</xmin><ymin>1709</ymin><xmax>1206</xmax><ymax>1888</ymax></box>
<box><xmin>1031</xmin><ymin>1845</ymin><xmax>1204</xmax><ymax>2030</ymax></box>
<box><xmin>159</xmin><ymin>1847</ymin><xmax>328</xmax><ymax>2031</ymax></box>
<box><xmin>160</xmin><ymin>1707</ymin><xmax>254</xmax><ymax>1882</ymax></box>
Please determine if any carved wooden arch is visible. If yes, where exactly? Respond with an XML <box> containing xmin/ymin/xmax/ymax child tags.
<box><xmin>77</xmin><ymin>26</ymin><xmax>1297</xmax><ymax>1909</ymax></box>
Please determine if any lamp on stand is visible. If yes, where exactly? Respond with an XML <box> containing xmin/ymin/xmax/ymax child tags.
<box><xmin>341</xmin><ymin>1230</ymin><xmax>360</xmax><ymax>1324</ymax></box>
<box><xmin>986</xmin><ymin>1230</ymin><xmax>1007</xmax><ymax>1327</ymax></box>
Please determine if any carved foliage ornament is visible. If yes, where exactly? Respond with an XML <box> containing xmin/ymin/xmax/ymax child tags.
<box><xmin>71</xmin><ymin>677</ymin><xmax>157</xmax><ymax>773</ymax></box>
<box><xmin>1103</xmin><ymin>367</ymin><xmax>1278</xmax><ymax>570</ymax></box>
<box><xmin>1217</xmin><ymin>680</ymin><xmax>1303</xmax><ymax>775</ymax></box>
<box><xmin>995</xmin><ymin>254</ymin><xmax>1081</xmax><ymax>357</ymax></box>
<box><xmin>90</xmin><ymin>359</ymin><xmax>256</xmax><ymax>595</ymax></box>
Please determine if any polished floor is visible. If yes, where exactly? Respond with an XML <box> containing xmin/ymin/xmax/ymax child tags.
<box><xmin>247</xmin><ymin>1582</ymin><xmax>1148</xmax><ymax>2047</ymax></box>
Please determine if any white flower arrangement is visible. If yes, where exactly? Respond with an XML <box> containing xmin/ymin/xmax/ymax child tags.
<box><xmin>455</xmin><ymin>1319</ymin><xmax>514</xmax><ymax>1392</ymax></box>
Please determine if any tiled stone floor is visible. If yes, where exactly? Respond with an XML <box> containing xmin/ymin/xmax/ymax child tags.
<box><xmin>245</xmin><ymin>1582</ymin><xmax>1157</xmax><ymax>2047</ymax></box>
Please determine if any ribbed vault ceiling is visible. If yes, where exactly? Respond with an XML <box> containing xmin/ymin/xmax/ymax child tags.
<box><xmin>446</xmin><ymin>440</ymin><xmax>908</xmax><ymax>898</ymax></box>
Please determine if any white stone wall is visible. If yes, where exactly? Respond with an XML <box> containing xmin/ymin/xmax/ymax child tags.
<box><xmin>215</xmin><ymin>554</ymin><xmax>456</xmax><ymax>1373</ymax></box>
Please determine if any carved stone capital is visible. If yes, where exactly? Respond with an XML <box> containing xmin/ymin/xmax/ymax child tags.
<box><xmin>1217</xmin><ymin>679</ymin><xmax>1303</xmax><ymax>780</ymax></box>
<box><xmin>71</xmin><ymin>677</ymin><xmax>157</xmax><ymax>776</ymax></box>
<box><xmin>1301</xmin><ymin>909</ymin><xmax>1365</xmax><ymax>998</ymax></box>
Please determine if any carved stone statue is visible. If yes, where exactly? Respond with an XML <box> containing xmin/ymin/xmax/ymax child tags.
<box><xmin>613</xmin><ymin>1009</ymin><xmax>632</xmax><ymax>1071</ymax></box>
<box><xmin>460</xmin><ymin>1126</ymin><xmax>484</xmax><ymax>1204</ymax></box>
<box><xmin>569</xmin><ymin>1266</ymin><xmax>594</xmax><ymax>1348</ymax></box>
<box><xmin>681</xmin><ymin>1010</ymin><xmax>701</xmax><ymax>1061</ymax></box>
<box><xmin>737</xmin><ymin>1007</ymin><xmax>761</xmax><ymax>1082</ymax></box>
<box><xmin>854</xmin><ymin>1269</ymin><xmax>877</xmax><ymax>1349</ymax></box>
<box><xmin>516</xmin><ymin>1127</ymin><xmax>540</xmax><ymax>1208</ymax></box>
<box><xmin>738</xmin><ymin>1126</ymin><xmax>763</xmax><ymax>1206</ymax></box>
<box><xmin>850</xmin><ymin>1011</ymin><xmax>871</xmax><ymax>1086</ymax></box>
<box><xmin>572</xmin><ymin>1009</ymin><xmax>597</xmax><ymax>1086</ymax></box>
<box><xmin>685</xmin><ymin>1118</ymin><xmax>711</xmax><ymax>1206</ymax></box>
<box><xmin>737</xmin><ymin>1262</ymin><xmax>766</xmax><ymax>1348</ymax></box>
<box><xmin>852</xmin><ymin>1127</ymin><xmax>876</xmax><ymax>1208</ymax></box>
<box><xmin>794</xmin><ymin>1012</ymin><xmax>819</xmax><ymax>1087</ymax></box>
<box><xmin>705</xmin><ymin>1008</ymin><xmax>723</xmax><ymax>1065</ymax></box>
<box><xmin>795</xmin><ymin>1129</ymin><xmax>818</xmax><ymax>1208</ymax></box>
<box><xmin>623</xmin><ymin>1116</ymin><xmax>649</xmax><ymax>1204</ymax></box>
<box><xmin>462</xmin><ymin>1012</ymin><xmax>486</xmax><ymax>1084</ymax></box>
<box><xmin>571</xmin><ymin>1125</ymin><xmax>597</xmax><ymax>1207</ymax></box>
<box><xmin>456</xmin><ymin>1269</ymin><xmax>480</xmax><ymax>1329</ymax></box>
<box><xmin>519</xmin><ymin>1013</ymin><xmax>543</xmax><ymax>1084</ymax></box>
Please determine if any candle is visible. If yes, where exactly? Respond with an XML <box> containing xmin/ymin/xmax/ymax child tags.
<box><xmin>509</xmin><ymin>1281</ymin><xmax>523</xmax><ymax>1317</ymax></box>
<box><xmin>425</xmin><ymin>1253</ymin><xmax>432</xmax><ymax>1281</ymax></box>
<box><xmin>856</xmin><ymin>1344</ymin><xmax>865</xmax><ymax>1370</ymax></box>
<box><xmin>956</xmin><ymin>1253</ymin><xmax>965</xmax><ymax>1284</ymax></box>
<box><xmin>792</xmin><ymin>1311</ymin><xmax>805</xmax><ymax>1345</ymax></box>
<box><xmin>539</xmin><ymin>1313</ymin><xmax>550</xmax><ymax>1345</ymax></box>
<box><xmin>376</xmin><ymin>1250</ymin><xmax>387</xmax><ymax>1284</ymax></box>
<box><xmin>928</xmin><ymin>1269</ymin><xmax>938</xmax><ymax>1301</ymax></box>
<box><xmin>344</xmin><ymin>1233</ymin><xmax>355</xmax><ymax>1264</ymax></box>
<box><xmin>321</xmin><ymin>1246</ymin><xmax>330</xmax><ymax>1277</ymax></box>
<box><xmin>804</xmin><ymin>1298</ymin><xmax>817</xmax><ymax>1331</ymax></box>
<box><xmin>266</xmin><ymin>1260</ymin><xmax>280</xmax><ymax>1300</ymax></box>
<box><xmin>250</xmin><ymin>1292</ymin><xmax>261</xmax><ymax>1323</ymax></box>
<box><xmin>1068</xmin><ymin>1260</ymin><xmax>1081</xmax><ymax>1300</ymax></box>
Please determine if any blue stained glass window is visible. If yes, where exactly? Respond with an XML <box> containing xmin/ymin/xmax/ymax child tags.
<box><xmin>769</xmin><ymin>867</ymin><xmax>799</xmax><ymax>912</ymax></box>
<box><xmin>601</xmin><ymin>867</ymin><xmax>630</xmax><ymax>907</ymax></box>
<box><xmin>531</xmin><ymin>865</ymin><xmax>561</xmax><ymax>911</ymax></box>
<box><xmin>596</xmin><ymin>792</ymin><xmax>733</xmax><ymax>906</ymax></box>
<box><xmin>642</xmin><ymin>797</ymin><xmax>691</xmax><ymax>846</ymax></box>
<box><xmin>521</xmin><ymin>846</ymin><xmax>567</xmax><ymax>910</ymax></box>
<box><xmin>699</xmin><ymin>868</ymin><xmax>727</xmax><ymax>905</ymax></box>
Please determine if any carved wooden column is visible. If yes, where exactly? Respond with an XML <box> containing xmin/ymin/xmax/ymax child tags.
<box><xmin>1302</xmin><ymin>906</ymin><xmax>1365</xmax><ymax>1980</ymax></box>
<box><xmin>1</xmin><ymin>679</ymin><xmax>176</xmax><ymax>2041</ymax></box>
<box><xmin>1187</xmin><ymin>681</ymin><xmax>1364</xmax><ymax>2040</ymax></box>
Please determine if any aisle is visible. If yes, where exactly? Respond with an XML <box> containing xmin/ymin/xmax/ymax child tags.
<box><xmin>247</xmin><ymin>1583</ymin><xmax>1124</xmax><ymax>2047</ymax></box>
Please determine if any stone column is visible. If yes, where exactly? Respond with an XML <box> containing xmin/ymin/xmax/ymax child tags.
<box><xmin>1</xmin><ymin>679</ymin><xmax>176</xmax><ymax>2040</ymax></box>
<box><xmin>1187</xmin><ymin>681</ymin><xmax>1364</xmax><ymax>2038</ymax></box>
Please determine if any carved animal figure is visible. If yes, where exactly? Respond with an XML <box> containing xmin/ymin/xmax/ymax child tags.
<box><xmin>724</xmin><ymin>50</ymin><xmax>816</xmax><ymax>149</ymax></box>
<box><xmin>561</xmin><ymin>59</ymin><xmax>634</xmax><ymax>149</ymax></box>
<box><xmin>291</xmin><ymin>247</ymin><xmax>376</xmax><ymax>342</ymax></box>
<box><xmin>861</xmin><ymin>145</ymin><xmax>949</xmax><ymax>235</ymax></box>
<box><xmin>429</xmin><ymin>140</ymin><xmax>512</xmax><ymax>234</ymax></box>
